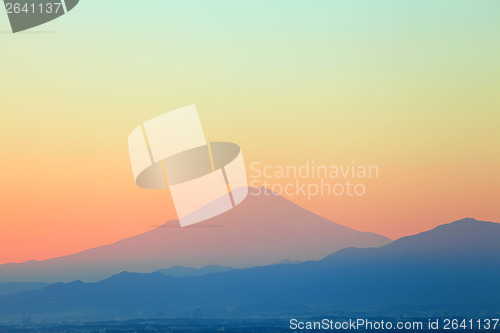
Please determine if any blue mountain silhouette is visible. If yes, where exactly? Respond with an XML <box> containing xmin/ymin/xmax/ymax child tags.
<box><xmin>0</xmin><ymin>282</ymin><xmax>48</xmax><ymax>297</ymax></box>
<box><xmin>0</xmin><ymin>189</ymin><xmax>389</xmax><ymax>283</ymax></box>
<box><xmin>0</xmin><ymin>218</ymin><xmax>498</xmax><ymax>322</ymax></box>
<box><xmin>155</xmin><ymin>265</ymin><xmax>234</xmax><ymax>278</ymax></box>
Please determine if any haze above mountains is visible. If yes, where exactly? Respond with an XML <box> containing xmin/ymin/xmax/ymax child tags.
<box><xmin>0</xmin><ymin>189</ymin><xmax>390</xmax><ymax>283</ymax></box>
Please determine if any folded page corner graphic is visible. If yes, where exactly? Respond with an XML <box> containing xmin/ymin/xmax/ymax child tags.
<box><xmin>128</xmin><ymin>105</ymin><xmax>248</xmax><ymax>227</ymax></box>
<box><xmin>65</xmin><ymin>0</ymin><xmax>78</xmax><ymax>12</ymax></box>
<box><xmin>4</xmin><ymin>0</ymin><xmax>80</xmax><ymax>33</ymax></box>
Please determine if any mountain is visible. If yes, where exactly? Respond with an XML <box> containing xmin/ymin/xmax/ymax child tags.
<box><xmin>155</xmin><ymin>265</ymin><xmax>234</xmax><ymax>278</ymax></box>
<box><xmin>274</xmin><ymin>259</ymin><xmax>303</xmax><ymax>265</ymax></box>
<box><xmin>0</xmin><ymin>282</ymin><xmax>48</xmax><ymax>297</ymax></box>
<box><xmin>0</xmin><ymin>188</ymin><xmax>390</xmax><ymax>283</ymax></box>
<box><xmin>155</xmin><ymin>261</ymin><xmax>301</xmax><ymax>278</ymax></box>
<box><xmin>0</xmin><ymin>218</ymin><xmax>498</xmax><ymax>322</ymax></box>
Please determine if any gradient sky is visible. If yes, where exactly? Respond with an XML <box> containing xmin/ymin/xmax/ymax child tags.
<box><xmin>1</xmin><ymin>0</ymin><xmax>499</xmax><ymax>265</ymax></box>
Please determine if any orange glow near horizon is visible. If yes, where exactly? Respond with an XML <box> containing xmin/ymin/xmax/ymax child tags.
<box><xmin>1</xmin><ymin>0</ymin><xmax>499</xmax><ymax>265</ymax></box>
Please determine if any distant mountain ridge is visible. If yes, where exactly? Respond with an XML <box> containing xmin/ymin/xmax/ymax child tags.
<box><xmin>0</xmin><ymin>188</ymin><xmax>390</xmax><ymax>283</ymax></box>
<box><xmin>324</xmin><ymin>217</ymin><xmax>500</xmax><ymax>259</ymax></box>
<box><xmin>0</xmin><ymin>282</ymin><xmax>48</xmax><ymax>297</ymax></box>
<box><xmin>0</xmin><ymin>218</ymin><xmax>498</xmax><ymax>323</ymax></box>
<box><xmin>155</xmin><ymin>265</ymin><xmax>234</xmax><ymax>278</ymax></box>
<box><xmin>155</xmin><ymin>260</ymin><xmax>302</xmax><ymax>278</ymax></box>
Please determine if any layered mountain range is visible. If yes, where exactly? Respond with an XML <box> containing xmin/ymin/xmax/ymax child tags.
<box><xmin>0</xmin><ymin>189</ymin><xmax>390</xmax><ymax>283</ymax></box>
<box><xmin>0</xmin><ymin>218</ymin><xmax>498</xmax><ymax>322</ymax></box>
